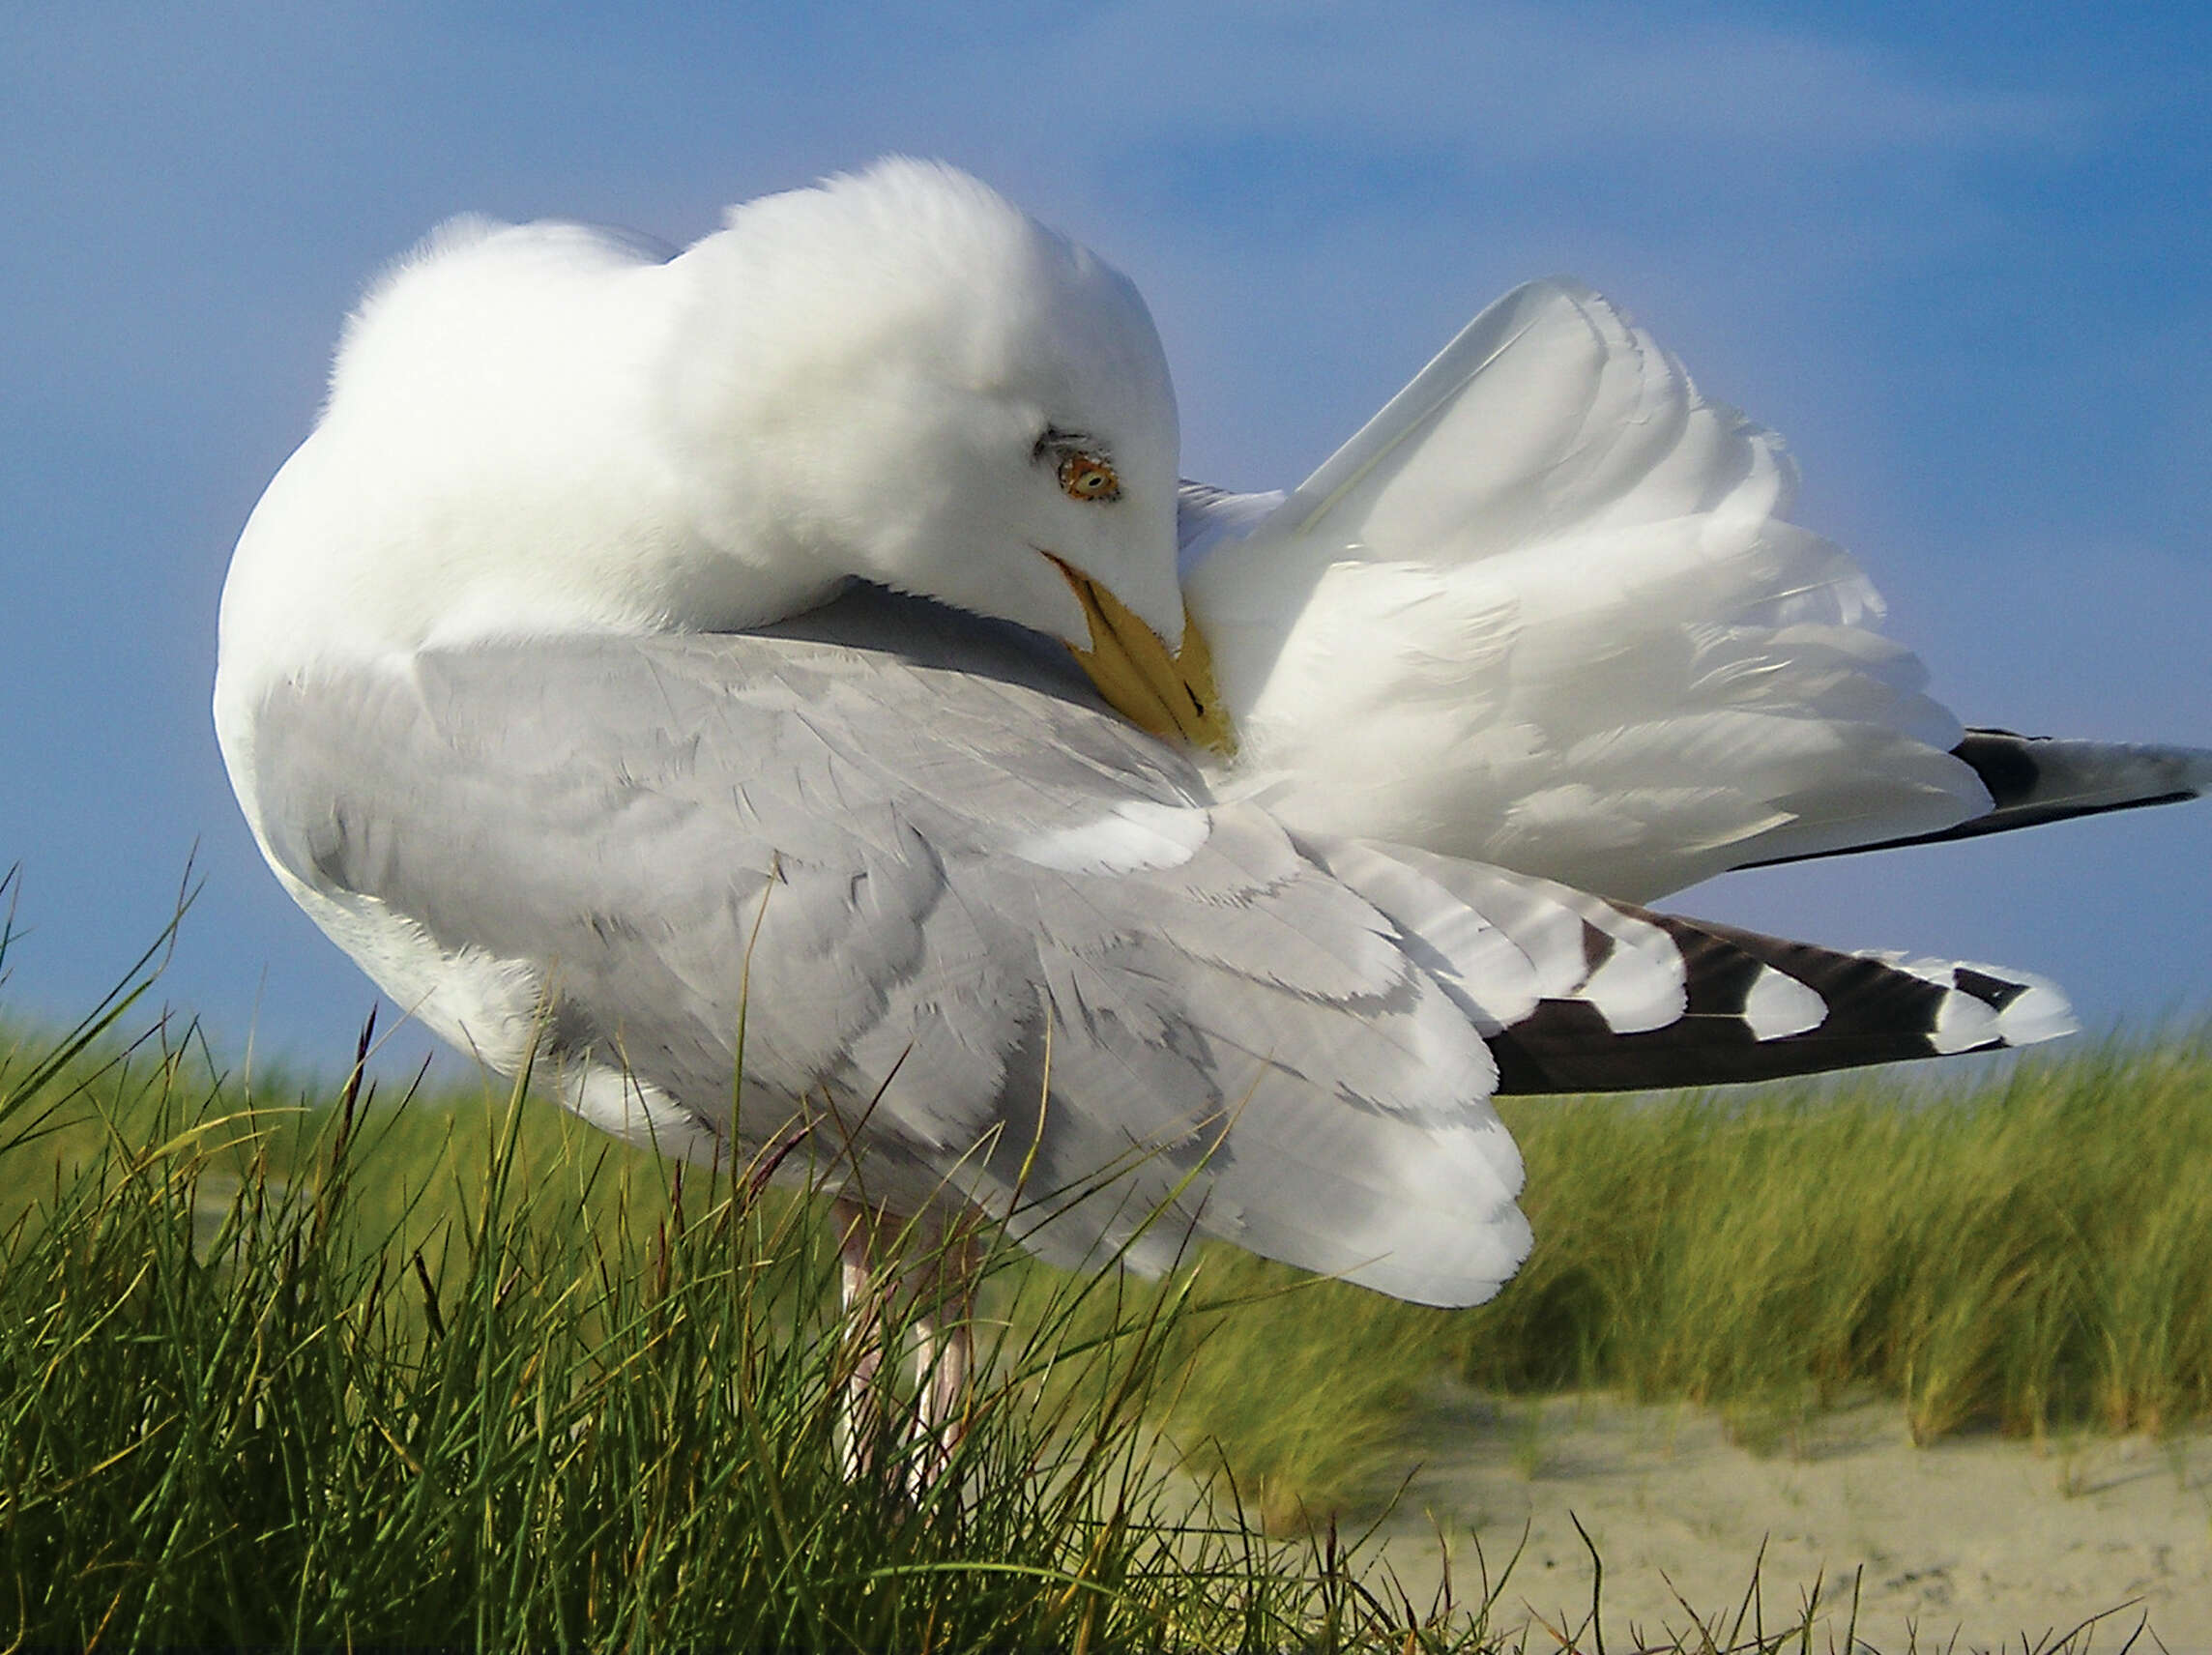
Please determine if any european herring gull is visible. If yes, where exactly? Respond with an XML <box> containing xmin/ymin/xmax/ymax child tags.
<box><xmin>218</xmin><ymin>160</ymin><xmax>2189</xmax><ymax>1438</ymax></box>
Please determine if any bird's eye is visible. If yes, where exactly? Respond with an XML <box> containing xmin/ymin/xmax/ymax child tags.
<box><xmin>1057</xmin><ymin>453</ymin><xmax>1121</xmax><ymax>504</ymax></box>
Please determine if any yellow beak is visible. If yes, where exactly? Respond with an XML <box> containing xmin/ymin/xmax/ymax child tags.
<box><xmin>1048</xmin><ymin>557</ymin><xmax>1237</xmax><ymax>757</ymax></box>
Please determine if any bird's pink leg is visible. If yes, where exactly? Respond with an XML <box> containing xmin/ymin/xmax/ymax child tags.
<box><xmin>829</xmin><ymin>1197</ymin><xmax>981</xmax><ymax>1487</ymax></box>
<box><xmin>831</xmin><ymin>1196</ymin><xmax>888</xmax><ymax>1478</ymax></box>
<box><xmin>907</xmin><ymin>1220</ymin><xmax>980</xmax><ymax>1489</ymax></box>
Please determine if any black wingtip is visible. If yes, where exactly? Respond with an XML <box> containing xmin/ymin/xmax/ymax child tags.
<box><xmin>1735</xmin><ymin>729</ymin><xmax>2211</xmax><ymax>872</ymax></box>
<box><xmin>1490</xmin><ymin>911</ymin><xmax>2074</xmax><ymax>1094</ymax></box>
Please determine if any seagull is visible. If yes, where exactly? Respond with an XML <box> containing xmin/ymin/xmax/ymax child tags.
<box><xmin>213</xmin><ymin>160</ymin><xmax>2185</xmax><ymax>1458</ymax></box>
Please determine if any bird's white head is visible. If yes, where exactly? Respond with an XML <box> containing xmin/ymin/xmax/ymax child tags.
<box><xmin>665</xmin><ymin>159</ymin><xmax>1181</xmax><ymax>648</ymax></box>
<box><xmin>662</xmin><ymin>160</ymin><xmax>1230</xmax><ymax>748</ymax></box>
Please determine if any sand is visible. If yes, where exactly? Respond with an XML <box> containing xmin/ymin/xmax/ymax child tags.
<box><xmin>1356</xmin><ymin>1385</ymin><xmax>2212</xmax><ymax>1651</ymax></box>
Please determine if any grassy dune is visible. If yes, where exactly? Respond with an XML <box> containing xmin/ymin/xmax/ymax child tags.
<box><xmin>1139</xmin><ymin>1037</ymin><xmax>2212</xmax><ymax>1521</ymax></box>
<box><xmin>1478</xmin><ymin>1043</ymin><xmax>2212</xmax><ymax>1438</ymax></box>
<box><xmin>2</xmin><ymin>933</ymin><xmax>2203</xmax><ymax>1648</ymax></box>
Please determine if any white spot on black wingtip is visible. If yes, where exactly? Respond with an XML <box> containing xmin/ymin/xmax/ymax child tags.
<box><xmin>1859</xmin><ymin>952</ymin><xmax>2078</xmax><ymax>1053</ymax></box>
<box><xmin>1742</xmin><ymin>965</ymin><xmax>1826</xmax><ymax>1041</ymax></box>
<box><xmin>1929</xmin><ymin>984</ymin><xmax>2001</xmax><ymax>1055</ymax></box>
<box><xmin>1957</xmin><ymin>961</ymin><xmax>2079</xmax><ymax>1047</ymax></box>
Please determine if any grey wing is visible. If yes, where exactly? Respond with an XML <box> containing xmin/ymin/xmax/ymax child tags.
<box><xmin>248</xmin><ymin>598</ymin><xmax>1532</xmax><ymax>1304</ymax></box>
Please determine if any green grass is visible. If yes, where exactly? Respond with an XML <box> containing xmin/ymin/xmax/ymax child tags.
<box><xmin>0</xmin><ymin>1019</ymin><xmax>1349</xmax><ymax>1649</ymax></box>
<box><xmin>1</xmin><ymin>896</ymin><xmax>2200</xmax><ymax>1649</ymax></box>
<box><xmin>0</xmin><ymin>936</ymin><xmax>1578</xmax><ymax>1652</ymax></box>
<box><xmin>1470</xmin><ymin>1039</ymin><xmax>2212</xmax><ymax>1443</ymax></box>
<box><xmin>1110</xmin><ymin>1034</ymin><xmax>2212</xmax><ymax>1523</ymax></box>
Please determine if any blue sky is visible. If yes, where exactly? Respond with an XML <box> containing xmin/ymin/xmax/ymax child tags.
<box><xmin>2</xmin><ymin>2</ymin><xmax>2206</xmax><ymax>1083</ymax></box>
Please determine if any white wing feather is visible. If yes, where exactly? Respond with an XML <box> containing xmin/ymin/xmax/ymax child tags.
<box><xmin>1184</xmin><ymin>280</ymin><xmax>1992</xmax><ymax>903</ymax></box>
